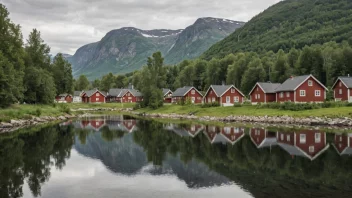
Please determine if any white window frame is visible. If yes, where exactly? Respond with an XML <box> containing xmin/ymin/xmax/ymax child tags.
<box><xmin>315</xmin><ymin>90</ymin><xmax>321</xmax><ymax>97</ymax></box>
<box><xmin>300</xmin><ymin>134</ymin><xmax>306</xmax><ymax>144</ymax></box>
<box><xmin>191</xmin><ymin>125</ymin><xmax>195</xmax><ymax>131</ymax></box>
<box><xmin>191</xmin><ymin>90</ymin><xmax>195</xmax><ymax>94</ymax></box>
<box><xmin>280</xmin><ymin>134</ymin><xmax>284</xmax><ymax>140</ymax></box>
<box><xmin>287</xmin><ymin>135</ymin><xmax>290</xmax><ymax>141</ymax></box>
<box><xmin>96</xmin><ymin>93</ymin><xmax>100</xmax><ymax>96</ymax></box>
<box><xmin>191</xmin><ymin>97</ymin><xmax>195</xmax><ymax>103</ymax></box>
<box><xmin>234</xmin><ymin>96</ymin><xmax>239</xmax><ymax>103</ymax></box>
<box><xmin>212</xmin><ymin>97</ymin><xmax>215</xmax><ymax>102</ymax></box>
<box><xmin>339</xmin><ymin>82</ymin><xmax>342</xmax><ymax>87</ymax></box>
<box><xmin>224</xmin><ymin>127</ymin><xmax>231</xmax><ymax>134</ymax></box>
<box><xmin>255</xmin><ymin>94</ymin><xmax>258</xmax><ymax>99</ymax></box>
<box><xmin>258</xmin><ymin>94</ymin><xmax>260</xmax><ymax>99</ymax></box>
<box><xmin>308</xmin><ymin>80</ymin><xmax>313</xmax><ymax>86</ymax></box>
<box><xmin>280</xmin><ymin>92</ymin><xmax>284</xmax><ymax>98</ymax></box>
<box><xmin>96</xmin><ymin>97</ymin><xmax>100</xmax><ymax>101</ymax></box>
<box><xmin>315</xmin><ymin>133</ymin><xmax>321</xmax><ymax>143</ymax></box>
<box><xmin>309</xmin><ymin>146</ymin><xmax>315</xmax><ymax>153</ymax></box>
<box><xmin>300</xmin><ymin>90</ymin><xmax>306</xmax><ymax>97</ymax></box>
<box><xmin>231</xmin><ymin>88</ymin><xmax>235</xmax><ymax>93</ymax></box>
<box><xmin>257</xmin><ymin>87</ymin><xmax>259</xmax><ymax>91</ymax></box>
<box><xmin>208</xmin><ymin>98</ymin><xmax>211</xmax><ymax>103</ymax></box>
<box><xmin>226</xmin><ymin>96</ymin><xmax>230</xmax><ymax>103</ymax></box>
<box><xmin>339</xmin><ymin>89</ymin><xmax>342</xmax><ymax>95</ymax></box>
<box><xmin>234</xmin><ymin>128</ymin><xmax>240</xmax><ymax>133</ymax></box>
<box><xmin>286</xmin><ymin>92</ymin><xmax>290</xmax><ymax>97</ymax></box>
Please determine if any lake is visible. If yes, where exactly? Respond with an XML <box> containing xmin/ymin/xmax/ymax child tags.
<box><xmin>1</xmin><ymin>115</ymin><xmax>352</xmax><ymax>198</ymax></box>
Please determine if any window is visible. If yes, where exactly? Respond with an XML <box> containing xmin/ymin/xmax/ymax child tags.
<box><xmin>191</xmin><ymin>125</ymin><xmax>195</xmax><ymax>131</ymax></box>
<box><xmin>287</xmin><ymin>135</ymin><xmax>290</xmax><ymax>141</ymax></box>
<box><xmin>211</xmin><ymin>126</ymin><xmax>216</xmax><ymax>132</ymax></box>
<box><xmin>300</xmin><ymin>90</ymin><xmax>306</xmax><ymax>97</ymax></box>
<box><xmin>339</xmin><ymin>82</ymin><xmax>342</xmax><ymax>87</ymax></box>
<box><xmin>226</xmin><ymin>96</ymin><xmax>230</xmax><ymax>103</ymax></box>
<box><xmin>197</xmin><ymin>97</ymin><xmax>201</xmax><ymax>100</ymax></box>
<box><xmin>96</xmin><ymin>97</ymin><xmax>100</xmax><ymax>101</ymax></box>
<box><xmin>255</xmin><ymin>94</ymin><xmax>258</xmax><ymax>99</ymax></box>
<box><xmin>286</xmin><ymin>92</ymin><xmax>290</xmax><ymax>97</ymax></box>
<box><xmin>191</xmin><ymin>90</ymin><xmax>195</xmax><ymax>94</ymax></box>
<box><xmin>339</xmin><ymin>89</ymin><xmax>342</xmax><ymax>95</ymax></box>
<box><xmin>258</xmin><ymin>94</ymin><xmax>260</xmax><ymax>99</ymax></box>
<box><xmin>257</xmin><ymin>87</ymin><xmax>259</xmax><ymax>91</ymax></box>
<box><xmin>280</xmin><ymin>92</ymin><xmax>284</xmax><ymax>98</ymax></box>
<box><xmin>315</xmin><ymin>133</ymin><xmax>321</xmax><ymax>143</ymax></box>
<box><xmin>308</xmin><ymin>80</ymin><xmax>313</xmax><ymax>86</ymax></box>
<box><xmin>234</xmin><ymin>128</ymin><xmax>240</xmax><ymax>133</ymax></box>
<box><xmin>309</xmin><ymin>146</ymin><xmax>315</xmax><ymax>153</ymax></box>
<box><xmin>96</xmin><ymin>93</ymin><xmax>100</xmax><ymax>96</ymax></box>
<box><xmin>231</xmin><ymin>88</ymin><xmax>235</xmax><ymax>93</ymax></box>
<box><xmin>300</xmin><ymin>134</ymin><xmax>306</xmax><ymax>144</ymax></box>
<box><xmin>255</xmin><ymin>129</ymin><xmax>260</xmax><ymax>135</ymax></box>
<box><xmin>208</xmin><ymin>98</ymin><xmax>211</xmax><ymax>103</ymax></box>
<box><xmin>212</xmin><ymin>97</ymin><xmax>215</xmax><ymax>102</ymax></box>
<box><xmin>210</xmin><ymin>90</ymin><xmax>213</xmax><ymax>94</ymax></box>
<box><xmin>191</xmin><ymin>97</ymin><xmax>195</xmax><ymax>103</ymax></box>
<box><xmin>224</xmin><ymin>127</ymin><xmax>231</xmax><ymax>134</ymax></box>
<box><xmin>315</xmin><ymin>90</ymin><xmax>321</xmax><ymax>97</ymax></box>
<box><xmin>128</xmin><ymin>97</ymin><xmax>132</xmax><ymax>100</ymax></box>
<box><xmin>96</xmin><ymin>121</ymin><xmax>99</xmax><ymax>126</ymax></box>
<box><xmin>280</xmin><ymin>134</ymin><xmax>284</xmax><ymax>140</ymax></box>
<box><xmin>234</xmin><ymin>96</ymin><xmax>239</xmax><ymax>103</ymax></box>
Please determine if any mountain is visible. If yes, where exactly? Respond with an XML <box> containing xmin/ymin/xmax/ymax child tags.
<box><xmin>68</xmin><ymin>17</ymin><xmax>244</xmax><ymax>80</ymax></box>
<box><xmin>202</xmin><ymin>0</ymin><xmax>352</xmax><ymax>60</ymax></box>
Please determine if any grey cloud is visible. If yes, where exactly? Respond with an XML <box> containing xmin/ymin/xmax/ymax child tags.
<box><xmin>1</xmin><ymin>0</ymin><xmax>280</xmax><ymax>55</ymax></box>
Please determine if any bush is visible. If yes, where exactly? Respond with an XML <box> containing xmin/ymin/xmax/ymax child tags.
<box><xmin>201</xmin><ymin>102</ymin><xmax>220</xmax><ymax>108</ymax></box>
<box><xmin>35</xmin><ymin>108</ymin><xmax>42</xmax><ymax>117</ymax></box>
<box><xmin>133</xmin><ymin>102</ymin><xmax>142</xmax><ymax>110</ymax></box>
<box><xmin>58</xmin><ymin>104</ymin><xmax>71</xmax><ymax>114</ymax></box>
<box><xmin>233</xmin><ymin>103</ymin><xmax>242</xmax><ymax>107</ymax></box>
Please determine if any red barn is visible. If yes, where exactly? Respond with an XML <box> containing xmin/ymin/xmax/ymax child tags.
<box><xmin>249</xmin><ymin>128</ymin><xmax>277</xmax><ymax>148</ymax></box>
<box><xmin>171</xmin><ymin>86</ymin><xmax>203</xmax><ymax>104</ymax></box>
<box><xmin>333</xmin><ymin>133</ymin><xmax>352</xmax><ymax>155</ymax></box>
<box><xmin>249</xmin><ymin>82</ymin><xmax>281</xmax><ymax>104</ymax></box>
<box><xmin>203</xmin><ymin>85</ymin><xmax>245</xmax><ymax>106</ymax></box>
<box><xmin>275</xmin><ymin>75</ymin><xmax>328</xmax><ymax>103</ymax></box>
<box><xmin>163</xmin><ymin>88</ymin><xmax>173</xmax><ymax>103</ymax></box>
<box><xmin>55</xmin><ymin>94</ymin><xmax>73</xmax><ymax>103</ymax></box>
<box><xmin>332</xmin><ymin>76</ymin><xmax>352</xmax><ymax>102</ymax></box>
<box><xmin>82</xmin><ymin>89</ymin><xmax>107</xmax><ymax>103</ymax></box>
<box><xmin>277</xmin><ymin>130</ymin><xmax>329</xmax><ymax>161</ymax></box>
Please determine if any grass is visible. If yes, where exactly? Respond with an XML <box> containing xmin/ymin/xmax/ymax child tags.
<box><xmin>136</xmin><ymin>104</ymin><xmax>352</xmax><ymax>118</ymax></box>
<box><xmin>0</xmin><ymin>103</ymin><xmax>134</xmax><ymax>122</ymax></box>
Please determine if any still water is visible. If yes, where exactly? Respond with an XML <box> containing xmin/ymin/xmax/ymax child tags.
<box><xmin>1</xmin><ymin>115</ymin><xmax>352</xmax><ymax>198</ymax></box>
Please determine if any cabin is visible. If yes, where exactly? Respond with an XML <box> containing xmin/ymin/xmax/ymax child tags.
<box><xmin>275</xmin><ymin>75</ymin><xmax>328</xmax><ymax>103</ymax></box>
<box><xmin>81</xmin><ymin>89</ymin><xmax>107</xmax><ymax>103</ymax></box>
<box><xmin>249</xmin><ymin>82</ymin><xmax>281</xmax><ymax>104</ymax></box>
<box><xmin>171</xmin><ymin>86</ymin><xmax>203</xmax><ymax>104</ymax></box>
<box><xmin>204</xmin><ymin>126</ymin><xmax>228</xmax><ymax>144</ymax></box>
<box><xmin>121</xmin><ymin>119</ymin><xmax>137</xmax><ymax>133</ymax></box>
<box><xmin>277</xmin><ymin>130</ymin><xmax>329</xmax><ymax>161</ymax></box>
<box><xmin>203</xmin><ymin>85</ymin><xmax>245</xmax><ymax>106</ymax></box>
<box><xmin>249</xmin><ymin>128</ymin><xmax>277</xmax><ymax>148</ymax></box>
<box><xmin>79</xmin><ymin>118</ymin><xmax>106</xmax><ymax>131</ymax></box>
<box><xmin>107</xmin><ymin>88</ymin><xmax>143</xmax><ymax>103</ymax></box>
<box><xmin>55</xmin><ymin>94</ymin><xmax>73</xmax><ymax>103</ymax></box>
<box><xmin>185</xmin><ymin>124</ymin><xmax>204</xmax><ymax>137</ymax></box>
<box><xmin>220</xmin><ymin>127</ymin><xmax>245</xmax><ymax>145</ymax></box>
<box><xmin>333</xmin><ymin>133</ymin><xmax>352</xmax><ymax>155</ymax></box>
<box><xmin>332</xmin><ymin>76</ymin><xmax>352</xmax><ymax>102</ymax></box>
<box><xmin>163</xmin><ymin>88</ymin><xmax>173</xmax><ymax>103</ymax></box>
<box><xmin>73</xmin><ymin>91</ymin><xmax>84</xmax><ymax>103</ymax></box>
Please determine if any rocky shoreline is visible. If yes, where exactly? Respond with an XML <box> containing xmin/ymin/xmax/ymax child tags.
<box><xmin>0</xmin><ymin>114</ymin><xmax>76</xmax><ymax>133</ymax></box>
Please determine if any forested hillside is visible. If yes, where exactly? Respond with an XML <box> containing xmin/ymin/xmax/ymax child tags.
<box><xmin>0</xmin><ymin>4</ymin><xmax>73</xmax><ymax>107</ymax></box>
<box><xmin>202</xmin><ymin>0</ymin><xmax>352</xmax><ymax>59</ymax></box>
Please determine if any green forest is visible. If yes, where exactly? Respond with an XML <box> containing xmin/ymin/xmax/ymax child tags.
<box><xmin>202</xmin><ymin>0</ymin><xmax>352</xmax><ymax>59</ymax></box>
<box><xmin>0</xmin><ymin>4</ymin><xmax>73</xmax><ymax>108</ymax></box>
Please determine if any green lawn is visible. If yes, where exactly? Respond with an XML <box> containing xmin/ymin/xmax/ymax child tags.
<box><xmin>136</xmin><ymin>104</ymin><xmax>352</xmax><ymax>118</ymax></box>
<box><xmin>0</xmin><ymin>103</ymin><xmax>135</xmax><ymax>122</ymax></box>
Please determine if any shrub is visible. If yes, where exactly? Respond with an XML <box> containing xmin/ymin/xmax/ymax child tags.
<box><xmin>233</xmin><ymin>103</ymin><xmax>242</xmax><ymax>107</ymax></box>
<box><xmin>35</xmin><ymin>108</ymin><xmax>42</xmax><ymax>117</ymax></box>
<box><xmin>201</xmin><ymin>102</ymin><xmax>220</xmax><ymax>108</ymax></box>
<box><xmin>59</xmin><ymin>104</ymin><xmax>71</xmax><ymax>114</ymax></box>
<box><xmin>133</xmin><ymin>102</ymin><xmax>142</xmax><ymax>110</ymax></box>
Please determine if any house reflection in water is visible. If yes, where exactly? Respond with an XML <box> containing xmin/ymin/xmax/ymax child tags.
<box><xmin>249</xmin><ymin>128</ymin><xmax>277</xmax><ymax>148</ymax></box>
<box><xmin>78</xmin><ymin>117</ymin><xmax>106</xmax><ymax>131</ymax></box>
<box><xmin>333</xmin><ymin>133</ymin><xmax>352</xmax><ymax>155</ymax></box>
<box><xmin>165</xmin><ymin>123</ymin><xmax>204</xmax><ymax>138</ymax></box>
<box><xmin>105</xmin><ymin>118</ymin><xmax>138</xmax><ymax>133</ymax></box>
<box><xmin>204</xmin><ymin>126</ymin><xmax>245</xmax><ymax>145</ymax></box>
<box><xmin>277</xmin><ymin>130</ymin><xmax>329</xmax><ymax>161</ymax></box>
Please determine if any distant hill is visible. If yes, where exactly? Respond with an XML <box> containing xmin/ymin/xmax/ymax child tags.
<box><xmin>67</xmin><ymin>17</ymin><xmax>244</xmax><ymax>80</ymax></box>
<box><xmin>202</xmin><ymin>0</ymin><xmax>352</xmax><ymax>60</ymax></box>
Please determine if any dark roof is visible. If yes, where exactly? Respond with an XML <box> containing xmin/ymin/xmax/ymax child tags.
<box><xmin>207</xmin><ymin>85</ymin><xmax>245</xmax><ymax>97</ymax></box>
<box><xmin>275</xmin><ymin>75</ymin><xmax>315</xmax><ymax>92</ymax></box>
<box><xmin>335</xmin><ymin>77</ymin><xmax>352</xmax><ymax>88</ymax></box>
<box><xmin>73</xmin><ymin>91</ymin><xmax>83</xmax><ymax>97</ymax></box>
<box><xmin>84</xmin><ymin>89</ymin><xmax>107</xmax><ymax>97</ymax></box>
<box><xmin>129</xmin><ymin>89</ymin><xmax>142</xmax><ymax>97</ymax></box>
<box><xmin>162</xmin><ymin>88</ymin><xmax>172</xmax><ymax>96</ymax></box>
<box><xmin>172</xmin><ymin>86</ymin><xmax>201</xmax><ymax>97</ymax></box>
<box><xmin>257</xmin><ymin>83</ymin><xmax>281</xmax><ymax>93</ymax></box>
<box><xmin>108</xmin><ymin>89</ymin><xmax>123</xmax><ymax>97</ymax></box>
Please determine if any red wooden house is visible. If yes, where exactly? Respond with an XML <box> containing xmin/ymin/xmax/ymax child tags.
<box><xmin>122</xmin><ymin>119</ymin><xmax>137</xmax><ymax>133</ymax></box>
<box><xmin>203</xmin><ymin>85</ymin><xmax>245</xmax><ymax>106</ymax></box>
<box><xmin>204</xmin><ymin>126</ymin><xmax>228</xmax><ymax>144</ymax></box>
<box><xmin>275</xmin><ymin>75</ymin><xmax>328</xmax><ymax>103</ymax></box>
<box><xmin>171</xmin><ymin>86</ymin><xmax>203</xmax><ymax>104</ymax></box>
<box><xmin>55</xmin><ymin>94</ymin><xmax>73</xmax><ymax>103</ymax></box>
<box><xmin>220</xmin><ymin>127</ymin><xmax>245</xmax><ymax>145</ymax></box>
<box><xmin>163</xmin><ymin>88</ymin><xmax>173</xmax><ymax>103</ymax></box>
<box><xmin>277</xmin><ymin>130</ymin><xmax>329</xmax><ymax>161</ymax></box>
<box><xmin>333</xmin><ymin>133</ymin><xmax>352</xmax><ymax>155</ymax></box>
<box><xmin>107</xmin><ymin>88</ymin><xmax>143</xmax><ymax>103</ymax></box>
<box><xmin>82</xmin><ymin>89</ymin><xmax>107</xmax><ymax>103</ymax></box>
<box><xmin>249</xmin><ymin>82</ymin><xmax>281</xmax><ymax>104</ymax></box>
<box><xmin>185</xmin><ymin>124</ymin><xmax>204</xmax><ymax>137</ymax></box>
<box><xmin>249</xmin><ymin>128</ymin><xmax>277</xmax><ymax>148</ymax></box>
<box><xmin>332</xmin><ymin>76</ymin><xmax>352</xmax><ymax>102</ymax></box>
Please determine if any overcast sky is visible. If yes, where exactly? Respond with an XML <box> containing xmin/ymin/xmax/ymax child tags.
<box><xmin>1</xmin><ymin>0</ymin><xmax>280</xmax><ymax>55</ymax></box>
